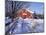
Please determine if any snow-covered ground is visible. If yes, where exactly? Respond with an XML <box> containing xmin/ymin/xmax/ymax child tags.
<box><xmin>5</xmin><ymin>17</ymin><xmax>44</xmax><ymax>35</ymax></box>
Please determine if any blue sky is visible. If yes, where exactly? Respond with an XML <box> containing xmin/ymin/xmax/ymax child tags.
<box><xmin>22</xmin><ymin>2</ymin><xmax>44</xmax><ymax>14</ymax></box>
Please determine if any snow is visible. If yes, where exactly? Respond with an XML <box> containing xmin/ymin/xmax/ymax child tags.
<box><xmin>5</xmin><ymin>17</ymin><xmax>12</xmax><ymax>24</ymax></box>
<box><xmin>5</xmin><ymin>17</ymin><xmax>44</xmax><ymax>34</ymax></box>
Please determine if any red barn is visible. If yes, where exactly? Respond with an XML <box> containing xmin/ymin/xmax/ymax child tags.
<box><xmin>16</xmin><ymin>8</ymin><xmax>34</xmax><ymax>19</ymax></box>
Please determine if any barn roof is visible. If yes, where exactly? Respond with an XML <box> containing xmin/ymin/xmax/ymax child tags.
<box><xmin>17</xmin><ymin>8</ymin><xmax>34</xmax><ymax>14</ymax></box>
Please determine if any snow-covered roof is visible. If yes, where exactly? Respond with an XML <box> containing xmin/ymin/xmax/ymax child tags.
<box><xmin>26</xmin><ymin>9</ymin><xmax>34</xmax><ymax>14</ymax></box>
<box><xmin>17</xmin><ymin>8</ymin><xmax>34</xmax><ymax>14</ymax></box>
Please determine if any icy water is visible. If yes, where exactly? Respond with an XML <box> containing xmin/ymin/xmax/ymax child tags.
<box><xmin>5</xmin><ymin>17</ymin><xmax>44</xmax><ymax>35</ymax></box>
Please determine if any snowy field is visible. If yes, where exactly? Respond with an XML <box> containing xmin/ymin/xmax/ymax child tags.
<box><xmin>5</xmin><ymin>17</ymin><xmax>44</xmax><ymax>35</ymax></box>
